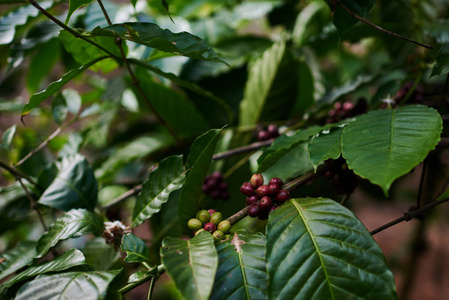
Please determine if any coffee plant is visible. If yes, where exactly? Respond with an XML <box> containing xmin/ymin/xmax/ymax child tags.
<box><xmin>1</xmin><ymin>0</ymin><xmax>449</xmax><ymax>299</ymax></box>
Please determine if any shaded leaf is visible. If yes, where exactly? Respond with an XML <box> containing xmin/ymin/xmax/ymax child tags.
<box><xmin>342</xmin><ymin>105</ymin><xmax>442</xmax><ymax>195</ymax></box>
<box><xmin>21</xmin><ymin>56</ymin><xmax>109</xmax><ymax>116</ymax></box>
<box><xmin>66</xmin><ymin>0</ymin><xmax>94</xmax><ymax>24</ymax></box>
<box><xmin>211</xmin><ymin>230</ymin><xmax>268</xmax><ymax>300</ymax></box>
<box><xmin>161</xmin><ymin>0</ymin><xmax>174</xmax><ymax>23</ymax></box>
<box><xmin>132</xmin><ymin>155</ymin><xmax>185</xmax><ymax>227</ymax></box>
<box><xmin>161</xmin><ymin>232</ymin><xmax>218</xmax><ymax>300</ymax></box>
<box><xmin>266</xmin><ymin>197</ymin><xmax>398</xmax><ymax>299</ymax></box>
<box><xmin>1</xmin><ymin>124</ymin><xmax>16</xmax><ymax>150</ymax></box>
<box><xmin>38</xmin><ymin>154</ymin><xmax>98</xmax><ymax>211</ymax></box>
<box><xmin>35</xmin><ymin>209</ymin><xmax>104</xmax><ymax>260</ymax></box>
<box><xmin>0</xmin><ymin>249</ymin><xmax>85</xmax><ymax>294</ymax></box>
<box><xmin>431</xmin><ymin>42</ymin><xmax>449</xmax><ymax>77</ymax></box>
<box><xmin>15</xmin><ymin>270</ymin><xmax>122</xmax><ymax>300</ymax></box>
<box><xmin>307</xmin><ymin>126</ymin><xmax>345</xmax><ymax>170</ymax></box>
<box><xmin>83</xmin><ymin>237</ymin><xmax>119</xmax><ymax>271</ymax></box>
<box><xmin>51</xmin><ymin>93</ymin><xmax>68</xmax><ymax>125</ymax></box>
<box><xmin>0</xmin><ymin>241</ymin><xmax>37</xmax><ymax>281</ymax></box>
<box><xmin>90</xmin><ymin>22</ymin><xmax>227</xmax><ymax>64</ymax></box>
<box><xmin>121</xmin><ymin>234</ymin><xmax>150</xmax><ymax>263</ymax></box>
<box><xmin>178</xmin><ymin>129</ymin><xmax>222</xmax><ymax>231</ymax></box>
<box><xmin>424</xmin><ymin>20</ymin><xmax>449</xmax><ymax>44</ymax></box>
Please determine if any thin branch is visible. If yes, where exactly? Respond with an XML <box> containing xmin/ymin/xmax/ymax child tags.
<box><xmin>335</xmin><ymin>1</ymin><xmax>433</xmax><ymax>50</ymax></box>
<box><xmin>416</xmin><ymin>159</ymin><xmax>427</xmax><ymax>208</ymax></box>
<box><xmin>213</xmin><ymin>139</ymin><xmax>274</xmax><ymax>160</ymax></box>
<box><xmin>96</xmin><ymin>0</ymin><xmax>180</xmax><ymax>143</ymax></box>
<box><xmin>15</xmin><ymin>117</ymin><xmax>78</xmax><ymax>167</ymax></box>
<box><xmin>370</xmin><ymin>197</ymin><xmax>449</xmax><ymax>235</ymax></box>
<box><xmin>0</xmin><ymin>160</ymin><xmax>37</xmax><ymax>186</ymax></box>
<box><xmin>17</xmin><ymin>177</ymin><xmax>48</xmax><ymax>231</ymax></box>
<box><xmin>438</xmin><ymin>73</ymin><xmax>449</xmax><ymax>110</ymax></box>
<box><xmin>100</xmin><ymin>184</ymin><xmax>142</xmax><ymax>211</ymax></box>
<box><xmin>118</xmin><ymin>274</ymin><xmax>155</xmax><ymax>294</ymax></box>
<box><xmin>226</xmin><ymin>206</ymin><xmax>248</xmax><ymax>225</ymax></box>
<box><xmin>223</xmin><ymin>151</ymin><xmax>255</xmax><ymax>179</ymax></box>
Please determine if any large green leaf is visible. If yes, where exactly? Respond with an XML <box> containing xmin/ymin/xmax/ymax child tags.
<box><xmin>161</xmin><ymin>232</ymin><xmax>218</xmax><ymax>300</ymax></box>
<box><xmin>0</xmin><ymin>1</ymin><xmax>53</xmax><ymax>45</ymax></box>
<box><xmin>38</xmin><ymin>154</ymin><xmax>98</xmax><ymax>211</ymax></box>
<box><xmin>14</xmin><ymin>270</ymin><xmax>121</xmax><ymax>300</ymax></box>
<box><xmin>430</xmin><ymin>42</ymin><xmax>449</xmax><ymax>77</ymax></box>
<box><xmin>307</xmin><ymin>126</ymin><xmax>345</xmax><ymax>171</ymax></box>
<box><xmin>178</xmin><ymin>129</ymin><xmax>222</xmax><ymax>231</ymax></box>
<box><xmin>0</xmin><ymin>249</ymin><xmax>85</xmax><ymax>294</ymax></box>
<box><xmin>121</xmin><ymin>233</ymin><xmax>150</xmax><ymax>264</ymax></box>
<box><xmin>21</xmin><ymin>56</ymin><xmax>109</xmax><ymax>116</ymax></box>
<box><xmin>65</xmin><ymin>0</ymin><xmax>94</xmax><ymax>24</ymax></box>
<box><xmin>35</xmin><ymin>209</ymin><xmax>104</xmax><ymax>260</ymax></box>
<box><xmin>342</xmin><ymin>105</ymin><xmax>442</xmax><ymax>195</ymax></box>
<box><xmin>132</xmin><ymin>155</ymin><xmax>185</xmax><ymax>227</ymax></box>
<box><xmin>210</xmin><ymin>230</ymin><xmax>268</xmax><ymax>300</ymax></box>
<box><xmin>0</xmin><ymin>242</ymin><xmax>36</xmax><ymax>281</ymax></box>
<box><xmin>325</xmin><ymin>0</ymin><xmax>376</xmax><ymax>37</ymax></box>
<box><xmin>266</xmin><ymin>198</ymin><xmax>398</xmax><ymax>299</ymax></box>
<box><xmin>90</xmin><ymin>22</ymin><xmax>226</xmax><ymax>64</ymax></box>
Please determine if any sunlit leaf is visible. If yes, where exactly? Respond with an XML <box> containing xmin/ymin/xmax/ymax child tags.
<box><xmin>66</xmin><ymin>0</ymin><xmax>94</xmax><ymax>24</ymax></box>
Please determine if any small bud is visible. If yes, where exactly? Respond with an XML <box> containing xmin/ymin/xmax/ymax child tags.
<box><xmin>217</xmin><ymin>220</ymin><xmax>231</xmax><ymax>233</ymax></box>
<box><xmin>210</xmin><ymin>212</ymin><xmax>223</xmax><ymax>225</ymax></box>
<box><xmin>188</xmin><ymin>218</ymin><xmax>203</xmax><ymax>231</ymax></box>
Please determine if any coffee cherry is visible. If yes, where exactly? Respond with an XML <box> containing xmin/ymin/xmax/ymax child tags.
<box><xmin>259</xmin><ymin>196</ymin><xmax>272</xmax><ymax>212</ymax></box>
<box><xmin>240</xmin><ymin>182</ymin><xmax>255</xmax><ymax>196</ymax></box>
<box><xmin>267</xmin><ymin>124</ymin><xmax>279</xmax><ymax>137</ymax></box>
<box><xmin>188</xmin><ymin>218</ymin><xmax>203</xmax><ymax>231</ymax></box>
<box><xmin>250</xmin><ymin>173</ymin><xmax>264</xmax><ymax>188</ymax></box>
<box><xmin>246</xmin><ymin>195</ymin><xmax>258</xmax><ymax>206</ymax></box>
<box><xmin>275</xmin><ymin>189</ymin><xmax>290</xmax><ymax>202</ymax></box>
<box><xmin>217</xmin><ymin>220</ymin><xmax>231</xmax><ymax>233</ymax></box>
<box><xmin>211</xmin><ymin>171</ymin><xmax>223</xmax><ymax>181</ymax></box>
<box><xmin>197</xmin><ymin>210</ymin><xmax>211</xmax><ymax>223</ymax></box>
<box><xmin>208</xmin><ymin>209</ymin><xmax>216</xmax><ymax>216</ymax></box>
<box><xmin>269</xmin><ymin>177</ymin><xmax>284</xmax><ymax>188</ymax></box>
<box><xmin>210</xmin><ymin>212</ymin><xmax>223</xmax><ymax>225</ymax></box>
<box><xmin>212</xmin><ymin>230</ymin><xmax>225</xmax><ymax>242</ymax></box>
<box><xmin>195</xmin><ymin>228</ymin><xmax>206</xmax><ymax>236</ymax></box>
<box><xmin>204</xmin><ymin>222</ymin><xmax>216</xmax><ymax>233</ymax></box>
<box><xmin>257</xmin><ymin>130</ymin><xmax>271</xmax><ymax>141</ymax></box>
<box><xmin>268</xmin><ymin>184</ymin><xmax>280</xmax><ymax>195</ymax></box>
<box><xmin>256</xmin><ymin>185</ymin><xmax>270</xmax><ymax>197</ymax></box>
<box><xmin>247</xmin><ymin>203</ymin><xmax>261</xmax><ymax>217</ymax></box>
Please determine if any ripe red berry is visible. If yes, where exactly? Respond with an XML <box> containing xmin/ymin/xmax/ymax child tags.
<box><xmin>256</xmin><ymin>185</ymin><xmax>270</xmax><ymax>197</ymax></box>
<box><xmin>246</xmin><ymin>195</ymin><xmax>259</xmax><ymax>206</ymax></box>
<box><xmin>268</xmin><ymin>184</ymin><xmax>280</xmax><ymax>195</ymax></box>
<box><xmin>204</xmin><ymin>222</ymin><xmax>216</xmax><ymax>233</ymax></box>
<box><xmin>259</xmin><ymin>196</ymin><xmax>272</xmax><ymax>212</ymax></box>
<box><xmin>250</xmin><ymin>173</ymin><xmax>264</xmax><ymax>188</ymax></box>
<box><xmin>211</xmin><ymin>171</ymin><xmax>223</xmax><ymax>181</ymax></box>
<box><xmin>267</xmin><ymin>124</ymin><xmax>279</xmax><ymax>137</ymax></box>
<box><xmin>269</xmin><ymin>177</ymin><xmax>284</xmax><ymax>187</ymax></box>
<box><xmin>275</xmin><ymin>189</ymin><xmax>290</xmax><ymax>202</ymax></box>
<box><xmin>240</xmin><ymin>182</ymin><xmax>255</xmax><ymax>196</ymax></box>
<box><xmin>247</xmin><ymin>203</ymin><xmax>261</xmax><ymax>217</ymax></box>
<box><xmin>257</xmin><ymin>130</ymin><xmax>271</xmax><ymax>141</ymax></box>
<box><xmin>208</xmin><ymin>209</ymin><xmax>216</xmax><ymax>216</ymax></box>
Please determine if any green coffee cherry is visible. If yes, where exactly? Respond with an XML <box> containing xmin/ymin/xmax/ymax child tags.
<box><xmin>188</xmin><ymin>218</ymin><xmax>203</xmax><ymax>231</ymax></box>
<box><xmin>195</xmin><ymin>228</ymin><xmax>206</xmax><ymax>236</ymax></box>
<box><xmin>212</xmin><ymin>230</ymin><xmax>224</xmax><ymax>242</ymax></box>
<box><xmin>197</xmin><ymin>210</ymin><xmax>211</xmax><ymax>223</ymax></box>
<box><xmin>217</xmin><ymin>220</ymin><xmax>231</xmax><ymax>233</ymax></box>
<box><xmin>210</xmin><ymin>212</ymin><xmax>223</xmax><ymax>225</ymax></box>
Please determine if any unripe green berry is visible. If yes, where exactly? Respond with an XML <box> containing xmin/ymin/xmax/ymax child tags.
<box><xmin>210</xmin><ymin>212</ymin><xmax>223</xmax><ymax>225</ymax></box>
<box><xmin>212</xmin><ymin>230</ymin><xmax>224</xmax><ymax>242</ymax></box>
<box><xmin>195</xmin><ymin>228</ymin><xmax>206</xmax><ymax>236</ymax></box>
<box><xmin>188</xmin><ymin>218</ymin><xmax>203</xmax><ymax>231</ymax></box>
<box><xmin>197</xmin><ymin>210</ymin><xmax>210</xmax><ymax>223</ymax></box>
<box><xmin>217</xmin><ymin>220</ymin><xmax>231</xmax><ymax>233</ymax></box>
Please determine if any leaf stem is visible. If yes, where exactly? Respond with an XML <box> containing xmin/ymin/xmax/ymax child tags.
<box><xmin>100</xmin><ymin>184</ymin><xmax>142</xmax><ymax>211</ymax></box>
<box><xmin>213</xmin><ymin>139</ymin><xmax>273</xmax><ymax>160</ymax></box>
<box><xmin>0</xmin><ymin>160</ymin><xmax>37</xmax><ymax>186</ymax></box>
<box><xmin>334</xmin><ymin>1</ymin><xmax>433</xmax><ymax>49</ymax></box>
<box><xmin>17</xmin><ymin>177</ymin><xmax>48</xmax><ymax>231</ymax></box>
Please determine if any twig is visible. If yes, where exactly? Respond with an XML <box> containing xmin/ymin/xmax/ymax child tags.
<box><xmin>335</xmin><ymin>1</ymin><xmax>433</xmax><ymax>50</ymax></box>
<box><xmin>15</xmin><ymin>117</ymin><xmax>78</xmax><ymax>167</ymax></box>
<box><xmin>416</xmin><ymin>160</ymin><xmax>427</xmax><ymax>208</ymax></box>
<box><xmin>97</xmin><ymin>0</ymin><xmax>180</xmax><ymax>143</ymax></box>
<box><xmin>370</xmin><ymin>197</ymin><xmax>449</xmax><ymax>235</ymax></box>
<box><xmin>17</xmin><ymin>178</ymin><xmax>48</xmax><ymax>231</ymax></box>
<box><xmin>100</xmin><ymin>184</ymin><xmax>142</xmax><ymax>211</ymax></box>
<box><xmin>0</xmin><ymin>161</ymin><xmax>37</xmax><ymax>186</ymax></box>
<box><xmin>223</xmin><ymin>151</ymin><xmax>255</xmax><ymax>179</ymax></box>
<box><xmin>213</xmin><ymin>139</ymin><xmax>274</xmax><ymax>160</ymax></box>
<box><xmin>340</xmin><ymin>193</ymin><xmax>351</xmax><ymax>206</ymax></box>
<box><xmin>226</xmin><ymin>207</ymin><xmax>248</xmax><ymax>225</ymax></box>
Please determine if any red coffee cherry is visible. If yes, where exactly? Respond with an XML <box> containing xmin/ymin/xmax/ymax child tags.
<box><xmin>259</xmin><ymin>196</ymin><xmax>272</xmax><ymax>212</ymax></box>
<box><xmin>240</xmin><ymin>182</ymin><xmax>255</xmax><ymax>196</ymax></box>
<box><xmin>256</xmin><ymin>185</ymin><xmax>271</xmax><ymax>197</ymax></box>
<box><xmin>204</xmin><ymin>222</ymin><xmax>216</xmax><ymax>233</ymax></box>
<box><xmin>268</xmin><ymin>184</ymin><xmax>280</xmax><ymax>195</ymax></box>
<box><xmin>246</xmin><ymin>195</ymin><xmax>259</xmax><ymax>206</ymax></box>
<box><xmin>247</xmin><ymin>203</ymin><xmax>261</xmax><ymax>217</ymax></box>
<box><xmin>269</xmin><ymin>177</ymin><xmax>284</xmax><ymax>188</ymax></box>
<box><xmin>275</xmin><ymin>189</ymin><xmax>290</xmax><ymax>202</ymax></box>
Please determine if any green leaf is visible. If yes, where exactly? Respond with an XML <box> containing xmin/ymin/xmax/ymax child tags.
<box><xmin>161</xmin><ymin>0</ymin><xmax>174</xmax><ymax>23</ymax></box>
<box><xmin>178</xmin><ymin>129</ymin><xmax>222</xmax><ymax>230</ymax></box>
<box><xmin>431</xmin><ymin>42</ymin><xmax>449</xmax><ymax>77</ymax></box>
<box><xmin>210</xmin><ymin>230</ymin><xmax>268</xmax><ymax>300</ymax></box>
<box><xmin>21</xmin><ymin>56</ymin><xmax>109</xmax><ymax>116</ymax></box>
<box><xmin>342</xmin><ymin>105</ymin><xmax>442</xmax><ymax>195</ymax></box>
<box><xmin>0</xmin><ymin>1</ymin><xmax>53</xmax><ymax>45</ymax></box>
<box><xmin>132</xmin><ymin>155</ymin><xmax>185</xmax><ymax>227</ymax></box>
<box><xmin>0</xmin><ymin>249</ymin><xmax>85</xmax><ymax>294</ymax></box>
<box><xmin>35</xmin><ymin>209</ymin><xmax>104</xmax><ymax>260</ymax></box>
<box><xmin>90</xmin><ymin>22</ymin><xmax>227</xmax><ymax>64</ymax></box>
<box><xmin>2</xmin><ymin>124</ymin><xmax>16</xmax><ymax>150</ymax></box>
<box><xmin>59</xmin><ymin>30</ymin><xmax>122</xmax><ymax>73</ymax></box>
<box><xmin>326</xmin><ymin>0</ymin><xmax>376</xmax><ymax>37</ymax></box>
<box><xmin>121</xmin><ymin>234</ymin><xmax>150</xmax><ymax>263</ymax></box>
<box><xmin>38</xmin><ymin>154</ymin><xmax>98</xmax><ymax>211</ymax></box>
<box><xmin>14</xmin><ymin>270</ymin><xmax>122</xmax><ymax>300</ymax></box>
<box><xmin>51</xmin><ymin>93</ymin><xmax>68</xmax><ymax>125</ymax></box>
<box><xmin>66</xmin><ymin>0</ymin><xmax>94</xmax><ymax>24</ymax></box>
<box><xmin>0</xmin><ymin>242</ymin><xmax>37</xmax><ymax>281</ymax></box>
<box><xmin>83</xmin><ymin>237</ymin><xmax>119</xmax><ymax>271</ymax></box>
<box><xmin>161</xmin><ymin>232</ymin><xmax>218</xmax><ymax>300</ymax></box>
<box><xmin>266</xmin><ymin>197</ymin><xmax>398</xmax><ymax>299</ymax></box>
<box><xmin>307</xmin><ymin>126</ymin><xmax>345</xmax><ymax>171</ymax></box>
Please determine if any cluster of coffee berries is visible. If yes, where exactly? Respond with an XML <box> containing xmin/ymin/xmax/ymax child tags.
<box><xmin>324</xmin><ymin>157</ymin><xmax>358</xmax><ymax>194</ymax></box>
<box><xmin>188</xmin><ymin>209</ymin><xmax>231</xmax><ymax>242</ymax></box>
<box><xmin>202</xmin><ymin>171</ymin><xmax>229</xmax><ymax>200</ymax></box>
<box><xmin>240</xmin><ymin>174</ymin><xmax>290</xmax><ymax>220</ymax></box>
<box><xmin>326</xmin><ymin>98</ymin><xmax>368</xmax><ymax>124</ymax></box>
<box><xmin>256</xmin><ymin>124</ymin><xmax>279</xmax><ymax>141</ymax></box>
